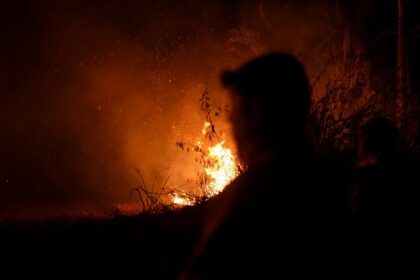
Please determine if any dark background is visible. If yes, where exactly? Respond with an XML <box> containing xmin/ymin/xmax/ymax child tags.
<box><xmin>1</xmin><ymin>0</ymin><xmax>419</xmax><ymax>220</ymax></box>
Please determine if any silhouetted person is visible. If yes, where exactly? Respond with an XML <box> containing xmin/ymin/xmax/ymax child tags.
<box><xmin>352</xmin><ymin>118</ymin><xmax>418</xmax><ymax>221</ymax></box>
<box><xmin>350</xmin><ymin>118</ymin><xmax>420</xmax><ymax>268</ymax></box>
<box><xmin>180</xmin><ymin>53</ymin><xmax>351</xmax><ymax>279</ymax></box>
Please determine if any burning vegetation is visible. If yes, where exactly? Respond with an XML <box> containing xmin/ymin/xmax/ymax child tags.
<box><xmin>125</xmin><ymin>85</ymin><xmax>242</xmax><ymax>212</ymax></box>
<box><xmin>173</xmin><ymin>122</ymin><xmax>240</xmax><ymax>206</ymax></box>
<box><xmin>171</xmin><ymin>84</ymin><xmax>242</xmax><ymax>206</ymax></box>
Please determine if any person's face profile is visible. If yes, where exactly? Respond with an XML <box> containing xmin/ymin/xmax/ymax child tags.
<box><xmin>228</xmin><ymin>89</ymin><xmax>242</xmax><ymax>125</ymax></box>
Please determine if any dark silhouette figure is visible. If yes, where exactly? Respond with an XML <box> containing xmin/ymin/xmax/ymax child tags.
<box><xmin>180</xmin><ymin>53</ymin><xmax>351</xmax><ymax>279</ymax></box>
<box><xmin>349</xmin><ymin>118</ymin><xmax>420</xmax><ymax>268</ymax></box>
<box><xmin>352</xmin><ymin>118</ymin><xmax>418</xmax><ymax>221</ymax></box>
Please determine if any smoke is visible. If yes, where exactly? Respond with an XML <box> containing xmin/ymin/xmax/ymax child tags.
<box><xmin>0</xmin><ymin>0</ymin><xmax>343</xmax><ymax>219</ymax></box>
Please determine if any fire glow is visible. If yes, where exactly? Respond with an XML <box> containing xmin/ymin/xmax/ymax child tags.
<box><xmin>205</xmin><ymin>142</ymin><xmax>238</xmax><ymax>195</ymax></box>
<box><xmin>172</xmin><ymin>192</ymin><xmax>194</xmax><ymax>206</ymax></box>
<box><xmin>172</xmin><ymin>122</ymin><xmax>240</xmax><ymax>206</ymax></box>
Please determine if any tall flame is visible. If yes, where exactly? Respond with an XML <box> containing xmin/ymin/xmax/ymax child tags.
<box><xmin>205</xmin><ymin>141</ymin><xmax>238</xmax><ymax>195</ymax></box>
<box><xmin>172</xmin><ymin>122</ymin><xmax>240</xmax><ymax>205</ymax></box>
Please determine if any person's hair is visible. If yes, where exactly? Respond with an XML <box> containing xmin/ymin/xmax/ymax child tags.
<box><xmin>222</xmin><ymin>53</ymin><xmax>311</xmax><ymax>145</ymax></box>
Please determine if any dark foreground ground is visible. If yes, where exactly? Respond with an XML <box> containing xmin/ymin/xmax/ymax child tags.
<box><xmin>0</xmin><ymin>206</ymin><xmax>202</xmax><ymax>277</ymax></box>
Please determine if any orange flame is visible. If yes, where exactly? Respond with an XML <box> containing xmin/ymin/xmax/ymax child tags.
<box><xmin>172</xmin><ymin>192</ymin><xmax>194</xmax><ymax>206</ymax></box>
<box><xmin>205</xmin><ymin>141</ymin><xmax>238</xmax><ymax>195</ymax></box>
<box><xmin>172</xmin><ymin>122</ymin><xmax>240</xmax><ymax>205</ymax></box>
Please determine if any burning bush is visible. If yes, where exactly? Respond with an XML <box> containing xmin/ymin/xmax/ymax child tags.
<box><xmin>124</xmin><ymin>83</ymin><xmax>242</xmax><ymax>214</ymax></box>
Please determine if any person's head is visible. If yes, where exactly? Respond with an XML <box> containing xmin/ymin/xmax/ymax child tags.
<box><xmin>222</xmin><ymin>53</ymin><xmax>311</xmax><ymax>166</ymax></box>
<box><xmin>357</xmin><ymin>118</ymin><xmax>399</xmax><ymax>166</ymax></box>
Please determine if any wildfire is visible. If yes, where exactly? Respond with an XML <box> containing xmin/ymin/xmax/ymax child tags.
<box><xmin>172</xmin><ymin>192</ymin><xmax>194</xmax><ymax>206</ymax></box>
<box><xmin>205</xmin><ymin>141</ymin><xmax>238</xmax><ymax>195</ymax></box>
<box><xmin>172</xmin><ymin>122</ymin><xmax>240</xmax><ymax>206</ymax></box>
